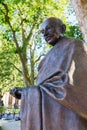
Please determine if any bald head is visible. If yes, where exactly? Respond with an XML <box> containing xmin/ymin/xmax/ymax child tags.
<box><xmin>42</xmin><ymin>17</ymin><xmax>64</xmax><ymax>27</ymax></box>
<box><xmin>41</xmin><ymin>17</ymin><xmax>66</xmax><ymax>45</ymax></box>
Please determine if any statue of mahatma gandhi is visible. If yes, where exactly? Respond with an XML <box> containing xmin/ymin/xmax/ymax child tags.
<box><xmin>10</xmin><ymin>17</ymin><xmax>87</xmax><ymax>130</ymax></box>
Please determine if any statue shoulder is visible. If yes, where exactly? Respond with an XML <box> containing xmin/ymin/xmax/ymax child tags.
<box><xmin>72</xmin><ymin>38</ymin><xmax>87</xmax><ymax>62</ymax></box>
<box><xmin>73</xmin><ymin>39</ymin><xmax>87</xmax><ymax>52</ymax></box>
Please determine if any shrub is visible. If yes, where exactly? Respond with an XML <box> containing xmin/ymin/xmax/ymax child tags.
<box><xmin>0</xmin><ymin>106</ymin><xmax>6</xmax><ymax>114</ymax></box>
<box><xmin>0</xmin><ymin>126</ymin><xmax>2</xmax><ymax>130</ymax></box>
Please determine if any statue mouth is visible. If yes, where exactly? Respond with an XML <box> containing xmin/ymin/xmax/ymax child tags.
<box><xmin>45</xmin><ymin>35</ymin><xmax>53</xmax><ymax>42</ymax></box>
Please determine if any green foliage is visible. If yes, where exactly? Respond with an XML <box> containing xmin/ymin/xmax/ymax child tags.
<box><xmin>0</xmin><ymin>106</ymin><xmax>6</xmax><ymax>114</ymax></box>
<box><xmin>0</xmin><ymin>39</ymin><xmax>24</xmax><ymax>93</ymax></box>
<box><xmin>0</xmin><ymin>0</ymin><xmax>69</xmax><ymax>90</ymax></box>
<box><xmin>65</xmin><ymin>24</ymin><xmax>83</xmax><ymax>39</ymax></box>
<box><xmin>64</xmin><ymin>3</ymin><xmax>83</xmax><ymax>39</ymax></box>
<box><xmin>5</xmin><ymin>108</ymin><xmax>20</xmax><ymax>114</ymax></box>
<box><xmin>0</xmin><ymin>0</ymin><xmax>82</xmax><ymax>93</ymax></box>
<box><xmin>0</xmin><ymin>126</ymin><xmax>2</xmax><ymax>130</ymax></box>
<box><xmin>0</xmin><ymin>0</ymin><xmax>4</xmax><ymax>3</ymax></box>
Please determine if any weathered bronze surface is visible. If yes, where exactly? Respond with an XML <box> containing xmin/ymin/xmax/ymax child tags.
<box><xmin>20</xmin><ymin>36</ymin><xmax>87</xmax><ymax>130</ymax></box>
<box><xmin>11</xmin><ymin>17</ymin><xmax>87</xmax><ymax>130</ymax></box>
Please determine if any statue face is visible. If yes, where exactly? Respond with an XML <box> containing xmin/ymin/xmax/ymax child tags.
<box><xmin>41</xmin><ymin>19</ymin><xmax>60</xmax><ymax>46</ymax></box>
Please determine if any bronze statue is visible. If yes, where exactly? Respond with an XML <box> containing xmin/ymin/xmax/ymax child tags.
<box><xmin>10</xmin><ymin>17</ymin><xmax>87</xmax><ymax>130</ymax></box>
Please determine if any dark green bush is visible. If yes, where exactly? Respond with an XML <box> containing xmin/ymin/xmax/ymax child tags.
<box><xmin>0</xmin><ymin>106</ymin><xmax>6</xmax><ymax>114</ymax></box>
<box><xmin>0</xmin><ymin>126</ymin><xmax>2</xmax><ymax>130</ymax></box>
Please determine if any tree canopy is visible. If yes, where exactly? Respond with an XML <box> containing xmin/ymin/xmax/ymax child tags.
<box><xmin>0</xmin><ymin>0</ymin><xmax>82</xmax><ymax>94</ymax></box>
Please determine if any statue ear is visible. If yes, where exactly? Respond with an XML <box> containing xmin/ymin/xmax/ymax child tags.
<box><xmin>62</xmin><ymin>24</ymin><xmax>66</xmax><ymax>34</ymax></box>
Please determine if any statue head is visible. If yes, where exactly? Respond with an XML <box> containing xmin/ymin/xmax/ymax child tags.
<box><xmin>41</xmin><ymin>17</ymin><xmax>66</xmax><ymax>46</ymax></box>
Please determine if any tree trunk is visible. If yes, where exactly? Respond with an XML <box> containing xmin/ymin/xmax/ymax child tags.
<box><xmin>70</xmin><ymin>0</ymin><xmax>87</xmax><ymax>42</ymax></box>
<box><xmin>21</xmin><ymin>51</ymin><xmax>31</xmax><ymax>87</ymax></box>
<box><xmin>30</xmin><ymin>47</ymin><xmax>35</xmax><ymax>85</ymax></box>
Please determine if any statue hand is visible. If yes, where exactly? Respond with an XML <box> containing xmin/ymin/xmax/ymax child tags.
<box><xmin>10</xmin><ymin>87</ymin><xmax>23</xmax><ymax>99</ymax></box>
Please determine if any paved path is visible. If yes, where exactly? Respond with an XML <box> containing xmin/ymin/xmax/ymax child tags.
<box><xmin>0</xmin><ymin>120</ymin><xmax>21</xmax><ymax>130</ymax></box>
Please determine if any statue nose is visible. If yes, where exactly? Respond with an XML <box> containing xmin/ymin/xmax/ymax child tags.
<box><xmin>44</xmin><ymin>29</ymin><xmax>48</xmax><ymax>36</ymax></box>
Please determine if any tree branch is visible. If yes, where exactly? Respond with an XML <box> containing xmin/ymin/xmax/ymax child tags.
<box><xmin>34</xmin><ymin>54</ymin><xmax>45</xmax><ymax>64</ymax></box>
<box><xmin>1</xmin><ymin>3</ymin><xmax>24</xmax><ymax>62</ymax></box>
<box><xmin>2</xmin><ymin>2</ymin><xmax>14</xmax><ymax>31</ymax></box>
<box><xmin>17</xmin><ymin>5</ymin><xmax>27</xmax><ymax>45</ymax></box>
<box><xmin>0</xmin><ymin>8</ymin><xmax>5</xmax><ymax>14</ymax></box>
<box><xmin>15</xmin><ymin>18</ymin><xmax>25</xmax><ymax>31</ymax></box>
<box><xmin>10</xmin><ymin>62</ymin><xmax>22</xmax><ymax>74</ymax></box>
<box><xmin>26</xmin><ymin>24</ymin><xmax>36</xmax><ymax>43</ymax></box>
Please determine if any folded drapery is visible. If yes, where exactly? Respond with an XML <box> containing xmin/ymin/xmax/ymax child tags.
<box><xmin>20</xmin><ymin>37</ymin><xmax>87</xmax><ymax>130</ymax></box>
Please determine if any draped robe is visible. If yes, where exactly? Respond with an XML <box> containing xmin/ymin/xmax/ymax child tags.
<box><xmin>20</xmin><ymin>37</ymin><xmax>87</xmax><ymax>130</ymax></box>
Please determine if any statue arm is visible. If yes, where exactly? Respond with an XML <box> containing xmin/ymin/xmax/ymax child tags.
<box><xmin>39</xmin><ymin>71</ymin><xmax>87</xmax><ymax>120</ymax></box>
<box><xmin>59</xmin><ymin>83</ymin><xmax>87</xmax><ymax>119</ymax></box>
<box><xmin>39</xmin><ymin>42</ymin><xmax>87</xmax><ymax>119</ymax></box>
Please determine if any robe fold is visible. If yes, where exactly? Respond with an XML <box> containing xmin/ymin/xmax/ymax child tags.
<box><xmin>20</xmin><ymin>37</ymin><xmax>87</xmax><ymax>130</ymax></box>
